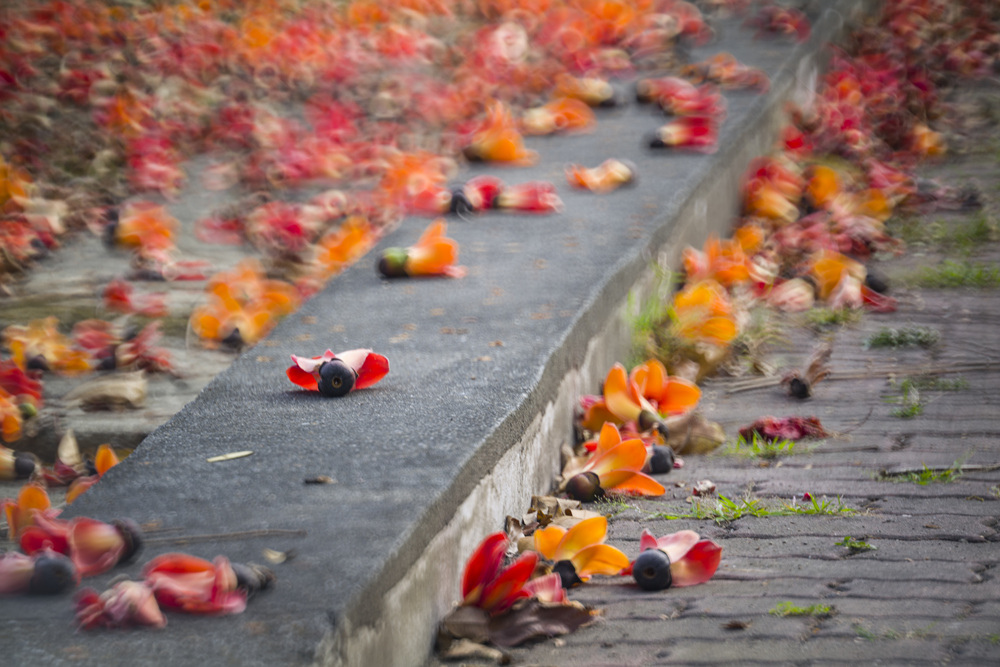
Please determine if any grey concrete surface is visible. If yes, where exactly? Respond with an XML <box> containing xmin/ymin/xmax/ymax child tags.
<box><xmin>0</xmin><ymin>2</ymin><xmax>911</xmax><ymax>666</ymax></box>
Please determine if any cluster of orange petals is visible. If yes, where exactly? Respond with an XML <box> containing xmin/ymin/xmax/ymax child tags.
<box><xmin>66</xmin><ymin>444</ymin><xmax>121</xmax><ymax>505</ymax></box>
<box><xmin>113</xmin><ymin>202</ymin><xmax>178</xmax><ymax>261</ymax></box>
<box><xmin>463</xmin><ymin>102</ymin><xmax>538</xmax><ymax>165</ymax></box>
<box><xmin>581</xmin><ymin>360</ymin><xmax>700</xmax><ymax>434</ymax></box>
<box><xmin>312</xmin><ymin>216</ymin><xmax>379</xmax><ymax>280</ymax></box>
<box><xmin>521</xmin><ymin>97</ymin><xmax>596</xmax><ymax>136</ymax></box>
<box><xmin>533</xmin><ymin>516</ymin><xmax>631</xmax><ymax>580</ymax></box>
<box><xmin>671</xmin><ymin>280</ymin><xmax>739</xmax><ymax>347</ymax></box>
<box><xmin>567</xmin><ymin>423</ymin><xmax>666</xmax><ymax>497</ymax></box>
<box><xmin>190</xmin><ymin>260</ymin><xmax>301</xmax><ymax>346</ymax></box>
<box><xmin>682</xmin><ymin>234</ymin><xmax>752</xmax><ymax>287</ymax></box>
<box><xmin>2</xmin><ymin>317</ymin><xmax>92</xmax><ymax>376</ymax></box>
<box><xmin>565</xmin><ymin>158</ymin><xmax>635</xmax><ymax>193</ymax></box>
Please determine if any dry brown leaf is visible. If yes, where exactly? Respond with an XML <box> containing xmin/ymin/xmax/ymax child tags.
<box><xmin>488</xmin><ymin>599</ymin><xmax>598</xmax><ymax>647</ymax></box>
<box><xmin>63</xmin><ymin>371</ymin><xmax>147</xmax><ymax>411</ymax></box>
<box><xmin>667</xmin><ymin>413</ymin><xmax>726</xmax><ymax>455</ymax></box>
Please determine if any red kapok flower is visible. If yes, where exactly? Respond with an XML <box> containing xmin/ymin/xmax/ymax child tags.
<box><xmin>76</xmin><ymin>580</ymin><xmax>166</xmax><ymax>630</ymax></box>
<box><xmin>461</xmin><ymin>532</ymin><xmax>562</xmax><ymax>615</ymax></box>
<box><xmin>143</xmin><ymin>553</ymin><xmax>249</xmax><ymax>616</ymax></box>
<box><xmin>287</xmin><ymin>349</ymin><xmax>389</xmax><ymax>397</ymax></box>
<box><xmin>627</xmin><ymin>528</ymin><xmax>722</xmax><ymax>590</ymax></box>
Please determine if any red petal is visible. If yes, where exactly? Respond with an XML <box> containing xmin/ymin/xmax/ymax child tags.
<box><xmin>671</xmin><ymin>540</ymin><xmax>722</xmax><ymax>587</ymax></box>
<box><xmin>479</xmin><ymin>551</ymin><xmax>538</xmax><ymax>614</ymax></box>
<box><xmin>286</xmin><ymin>365</ymin><xmax>318</xmax><ymax>391</ymax></box>
<box><xmin>353</xmin><ymin>352</ymin><xmax>389</xmax><ymax>390</ymax></box>
<box><xmin>521</xmin><ymin>572</ymin><xmax>566</xmax><ymax>604</ymax></box>
<box><xmin>461</xmin><ymin>532</ymin><xmax>507</xmax><ymax>602</ymax></box>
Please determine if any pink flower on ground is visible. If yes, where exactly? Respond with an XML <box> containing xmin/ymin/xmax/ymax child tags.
<box><xmin>627</xmin><ymin>528</ymin><xmax>722</xmax><ymax>590</ymax></box>
<box><xmin>76</xmin><ymin>580</ymin><xmax>166</xmax><ymax>630</ymax></box>
<box><xmin>286</xmin><ymin>349</ymin><xmax>389</xmax><ymax>397</ymax></box>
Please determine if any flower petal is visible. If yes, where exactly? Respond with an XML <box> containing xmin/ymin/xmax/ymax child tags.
<box><xmin>569</xmin><ymin>543</ymin><xmax>631</xmax><ymax>579</ymax></box>
<box><xmin>652</xmin><ymin>530</ymin><xmax>701</xmax><ymax>563</ymax></box>
<box><xmin>461</xmin><ymin>532</ymin><xmax>507</xmax><ymax>602</ymax></box>
<box><xmin>286</xmin><ymin>364</ymin><xmax>318</xmax><ymax>391</ymax></box>
<box><xmin>521</xmin><ymin>572</ymin><xmax>566</xmax><ymax>604</ymax></box>
<box><xmin>598</xmin><ymin>470</ymin><xmax>666</xmax><ymax>497</ymax></box>
<box><xmin>479</xmin><ymin>551</ymin><xmax>538</xmax><ymax>614</ymax></box>
<box><xmin>553</xmin><ymin>516</ymin><xmax>607</xmax><ymax>562</ymax></box>
<box><xmin>68</xmin><ymin>517</ymin><xmax>126</xmax><ymax>578</ymax></box>
<box><xmin>586</xmin><ymin>439</ymin><xmax>647</xmax><ymax>477</ymax></box>
<box><xmin>353</xmin><ymin>352</ymin><xmax>389</xmax><ymax>390</ymax></box>
<box><xmin>532</xmin><ymin>524</ymin><xmax>567</xmax><ymax>561</ymax></box>
<box><xmin>671</xmin><ymin>540</ymin><xmax>722</xmax><ymax>587</ymax></box>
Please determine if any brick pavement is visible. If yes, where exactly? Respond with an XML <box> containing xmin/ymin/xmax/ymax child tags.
<box><xmin>433</xmin><ymin>82</ymin><xmax>1000</xmax><ymax>667</ymax></box>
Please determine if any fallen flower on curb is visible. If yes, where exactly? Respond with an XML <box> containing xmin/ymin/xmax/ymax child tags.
<box><xmin>565</xmin><ymin>159</ymin><xmax>636</xmax><ymax>193</ymax></box>
<box><xmin>0</xmin><ymin>548</ymin><xmax>78</xmax><ymax>596</ymax></box>
<box><xmin>533</xmin><ymin>516</ymin><xmax>631</xmax><ymax>588</ymax></box>
<box><xmin>649</xmin><ymin>116</ymin><xmax>719</xmax><ymax>152</ymax></box>
<box><xmin>626</xmin><ymin>528</ymin><xmax>722</xmax><ymax>591</ymax></box>
<box><xmin>143</xmin><ymin>553</ymin><xmax>274</xmax><ymax>616</ymax></box>
<box><xmin>438</xmin><ymin>532</ymin><xmax>595</xmax><ymax>650</ymax></box>
<box><xmin>286</xmin><ymin>349</ymin><xmax>389</xmax><ymax>397</ymax></box>
<box><xmin>21</xmin><ymin>514</ymin><xmax>143</xmax><ymax>578</ymax></box>
<box><xmin>76</xmin><ymin>580</ymin><xmax>166</xmax><ymax>629</ymax></box>
<box><xmin>377</xmin><ymin>219</ymin><xmax>466</xmax><ymax>279</ymax></box>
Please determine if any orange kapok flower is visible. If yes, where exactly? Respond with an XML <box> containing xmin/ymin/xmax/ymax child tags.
<box><xmin>672</xmin><ymin>280</ymin><xmax>739</xmax><ymax>347</ymax></box>
<box><xmin>3</xmin><ymin>317</ymin><xmax>92</xmax><ymax>375</ymax></box>
<box><xmin>808</xmin><ymin>249</ymin><xmax>865</xmax><ymax>301</ymax></box>
<box><xmin>601</xmin><ymin>363</ymin><xmax>666</xmax><ymax>436</ymax></box>
<box><xmin>66</xmin><ymin>444</ymin><xmax>121</xmax><ymax>505</ymax></box>
<box><xmin>377</xmin><ymin>219</ymin><xmax>466</xmax><ymax>279</ymax></box>
<box><xmin>533</xmin><ymin>516</ymin><xmax>630</xmax><ymax>588</ymax></box>
<box><xmin>563</xmin><ymin>423</ymin><xmax>666</xmax><ymax>501</ymax></box>
<box><xmin>0</xmin><ymin>391</ymin><xmax>25</xmax><ymax>444</ymax></box>
<box><xmin>805</xmin><ymin>164</ymin><xmax>842</xmax><ymax>210</ymax></box>
<box><xmin>114</xmin><ymin>202</ymin><xmax>178</xmax><ymax>258</ymax></box>
<box><xmin>565</xmin><ymin>158</ymin><xmax>636</xmax><ymax>193</ymax></box>
<box><xmin>682</xmin><ymin>235</ymin><xmax>751</xmax><ymax>287</ymax></box>
<box><xmin>190</xmin><ymin>260</ymin><xmax>302</xmax><ymax>347</ymax></box>
<box><xmin>521</xmin><ymin>97</ymin><xmax>596</xmax><ymax>136</ymax></box>
<box><xmin>461</xmin><ymin>532</ymin><xmax>565</xmax><ymax>615</ymax></box>
<box><xmin>287</xmin><ymin>349</ymin><xmax>389</xmax><ymax>397</ymax></box>
<box><xmin>463</xmin><ymin>102</ymin><xmax>538</xmax><ymax>165</ymax></box>
<box><xmin>629</xmin><ymin>359</ymin><xmax>701</xmax><ymax>417</ymax></box>
<box><xmin>2</xmin><ymin>482</ymin><xmax>52</xmax><ymax>540</ymax></box>
<box><xmin>313</xmin><ymin>216</ymin><xmax>376</xmax><ymax>278</ymax></box>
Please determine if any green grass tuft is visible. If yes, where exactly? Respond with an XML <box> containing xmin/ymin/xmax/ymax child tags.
<box><xmin>904</xmin><ymin>260</ymin><xmax>1000</xmax><ymax>288</ymax></box>
<box><xmin>769</xmin><ymin>601</ymin><xmax>833</xmax><ymax>617</ymax></box>
<box><xmin>865</xmin><ymin>326</ymin><xmax>939</xmax><ymax>349</ymax></box>
<box><xmin>722</xmin><ymin>433</ymin><xmax>801</xmax><ymax>459</ymax></box>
